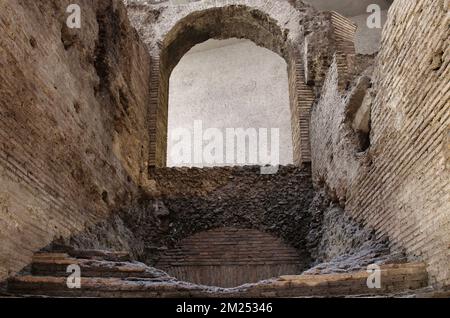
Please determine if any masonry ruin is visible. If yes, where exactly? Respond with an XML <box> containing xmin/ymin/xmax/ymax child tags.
<box><xmin>0</xmin><ymin>0</ymin><xmax>449</xmax><ymax>298</ymax></box>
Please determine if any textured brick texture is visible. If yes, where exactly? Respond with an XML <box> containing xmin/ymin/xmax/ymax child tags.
<box><xmin>1</xmin><ymin>0</ymin><xmax>448</xmax><ymax>292</ymax></box>
<box><xmin>157</xmin><ymin>228</ymin><xmax>303</xmax><ymax>287</ymax></box>
<box><xmin>48</xmin><ymin>165</ymin><xmax>320</xmax><ymax>268</ymax></box>
<box><xmin>6</xmin><ymin>251</ymin><xmax>429</xmax><ymax>298</ymax></box>
<box><xmin>311</xmin><ymin>0</ymin><xmax>449</xmax><ymax>286</ymax></box>
<box><xmin>62</xmin><ymin>165</ymin><xmax>399</xmax><ymax>285</ymax></box>
<box><xmin>141</xmin><ymin>165</ymin><xmax>319</xmax><ymax>266</ymax></box>
<box><xmin>0</xmin><ymin>0</ymin><xmax>152</xmax><ymax>281</ymax></box>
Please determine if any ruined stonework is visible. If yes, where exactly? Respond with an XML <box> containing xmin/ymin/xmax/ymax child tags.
<box><xmin>310</xmin><ymin>0</ymin><xmax>450</xmax><ymax>286</ymax></box>
<box><xmin>0</xmin><ymin>0</ymin><xmax>449</xmax><ymax>295</ymax></box>
<box><xmin>125</xmin><ymin>0</ymin><xmax>356</xmax><ymax>166</ymax></box>
<box><xmin>5</xmin><ymin>250</ymin><xmax>430</xmax><ymax>298</ymax></box>
<box><xmin>64</xmin><ymin>165</ymin><xmax>320</xmax><ymax>266</ymax></box>
<box><xmin>0</xmin><ymin>0</ymin><xmax>152</xmax><ymax>281</ymax></box>
<box><xmin>61</xmin><ymin>165</ymin><xmax>397</xmax><ymax>283</ymax></box>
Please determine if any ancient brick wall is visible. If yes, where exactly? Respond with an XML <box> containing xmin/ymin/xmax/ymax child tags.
<box><xmin>7</xmin><ymin>253</ymin><xmax>429</xmax><ymax>297</ymax></box>
<box><xmin>0</xmin><ymin>0</ymin><xmax>151</xmax><ymax>281</ymax></box>
<box><xmin>55</xmin><ymin>165</ymin><xmax>319</xmax><ymax>267</ymax></box>
<box><xmin>150</xmin><ymin>165</ymin><xmax>319</xmax><ymax>267</ymax></box>
<box><xmin>126</xmin><ymin>0</ymin><xmax>355</xmax><ymax>167</ymax></box>
<box><xmin>157</xmin><ymin>228</ymin><xmax>303</xmax><ymax>287</ymax></box>
<box><xmin>2</xmin><ymin>0</ymin><xmax>447</xmax><ymax>291</ymax></box>
<box><xmin>310</xmin><ymin>57</ymin><xmax>370</xmax><ymax>204</ymax></box>
<box><xmin>310</xmin><ymin>0</ymin><xmax>449</xmax><ymax>286</ymax></box>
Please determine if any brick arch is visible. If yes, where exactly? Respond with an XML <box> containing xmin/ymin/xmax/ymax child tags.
<box><xmin>126</xmin><ymin>1</ymin><xmax>357</xmax><ymax>168</ymax></box>
<box><xmin>157</xmin><ymin>227</ymin><xmax>303</xmax><ymax>287</ymax></box>
<box><xmin>126</xmin><ymin>0</ymin><xmax>320</xmax><ymax>167</ymax></box>
<box><xmin>136</xmin><ymin>0</ymin><xmax>307</xmax><ymax>56</ymax></box>
<box><xmin>161</xmin><ymin>6</ymin><xmax>291</xmax><ymax>74</ymax></box>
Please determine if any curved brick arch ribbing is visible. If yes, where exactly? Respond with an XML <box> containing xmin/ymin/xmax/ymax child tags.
<box><xmin>126</xmin><ymin>0</ymin><xmax>357</xmax><ymax>168</ymax></box>
<box><xmin>149</xmin><ymin>165</ymin><xmax>320</xmax><ymax>269</ymax></box>
<box><xmin>157</xmin><ymin>227</ymin><xmax>303</xmax><ymax>287</ymax></box>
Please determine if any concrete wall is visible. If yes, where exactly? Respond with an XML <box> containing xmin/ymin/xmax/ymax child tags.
<box><xmin>167</xmin><ymin>40</ymin><xmax>293</xmax><ymax>167</ymax></box>
<box><xmin>0</xmin><ymin>0</ymin><xmax>151</xmax><ymax>280</ymax></box>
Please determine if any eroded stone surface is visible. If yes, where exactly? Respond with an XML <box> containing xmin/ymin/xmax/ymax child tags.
<box><xmin>0</xmin><ymin>0</ymin><xmax>152</xmax><ymax>281</ymax></box>
<box><xmin>310</xmin><ymin>0</ymin><xmax>450</xmax><ymax>285</ymax></box>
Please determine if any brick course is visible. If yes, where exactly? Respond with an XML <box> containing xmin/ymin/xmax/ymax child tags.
<box><xmin>157</xmin><ymin>227</ymin><xmax>303</xmax><ymax>287</ymax></box>
<box><xmin>311</xmin><ymin>0</ymin><xmax>450</xmax><ymax>286</ymax></box>
<box><xmin>0</xmin><ymin>0</ymin><xmax>152</xmax><ymax>281</ymax></box>
<box><xmin>0</xmin><ymin>0</ymin><xmax>448</xmax><ymax>290</ymax></box>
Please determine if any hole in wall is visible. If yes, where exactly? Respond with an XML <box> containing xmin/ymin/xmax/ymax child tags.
<box><xmin>355</xmin><ymin>129</ymin><xmax>371</xmax><ymax>152</ymax></box>
<box><xmin>29</xmin><ymin>36</ymin><xmax>37</xmax><ymax>49</ymax></box>
<box><xmin>73</xmin><ymin>101</ymin><xmax>81</xmax><ymax>114</ymax></box>
<box><xmin>346</xmin><ymin>76</ymin><xmax>372</xmax><ymax>153</ymax></box>
<box><xmin>101</xmin><ymin>191</ymin><xmax>109</xmax><ymax>204</ymax></box>
<box><xmin>352</xmin><ymin>101</ymin><xmax>372</xmax><ymax>152</ymax></box>
<box><xmin>61</xmin><ymin>24</ymin><xmax>77</xmax><ymax>50</ymax></box>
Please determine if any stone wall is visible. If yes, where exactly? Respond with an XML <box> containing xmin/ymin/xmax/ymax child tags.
<box><xmin>165</xmin><ymin>6</ymin><xmax>389</xmax><ymax>167</ymax></box>
<box><xmin>2</xmin><ymin>0</ymin><xmax>447</xmax><ymax>291</ymax></box>
<box><xmin>0</xmin><ymin>0</ymin><xmax>151</xmax><ymax>281</ymax></box>
<box><xmin>62</xmin><ymin>165</ymin><xmax>322</xmax><ymax>267</ymax></box>
<box><xmin>7</xmin><ymin>255</ymin><xmax>429</xmax><ymax>297</ymax></box>
<box><xmin>310</xmin><ymin>0</ymin><xmax>450</xmax><ymax>286</ymax></box>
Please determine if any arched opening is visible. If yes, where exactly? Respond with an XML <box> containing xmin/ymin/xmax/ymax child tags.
<box><xmin>148</xmin><ymin>5</ymin><xmax>313</xmax><ymax>168</ymax></box>
<box><xmin>167</xmin><ymin>38</ymin><xmax>293</xmax><ymax>167</ymax></box>
<box><xmin>143</xmin><ymin>4</ymin><xmax>318</xmax><ymax>287</ymax></box>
